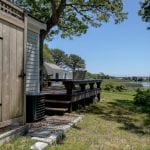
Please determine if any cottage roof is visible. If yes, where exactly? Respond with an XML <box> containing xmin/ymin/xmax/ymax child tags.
<box><xmin>44</xmin><ymin>62</ymin><xmax>63</xmax><ymax>73</ymax></box>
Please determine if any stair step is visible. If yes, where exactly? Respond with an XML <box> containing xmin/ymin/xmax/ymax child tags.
<box><xmin>45</xmin><ymin>100</ymin><xmax>71</xmax><ymax>104</ymax></box>
<box><xmin>45</xmin><ymin>107</ymin><xmax>68</xmax><ymax>112</ymax></box>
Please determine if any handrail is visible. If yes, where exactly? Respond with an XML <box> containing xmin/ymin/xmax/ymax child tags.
<box><xmin>62</xmin><ymin>79</ymin><xmax>102</xmax><ymax>94</ymax></box>
<box><xmin>50</xmin><ymin>79</ymin><xmax>102</xmax><ymax>84</ymax></box>
<box><xmin>63</xmin><ymin>79</ymin><xmax>102</xmax><ymax>85</ymax></box>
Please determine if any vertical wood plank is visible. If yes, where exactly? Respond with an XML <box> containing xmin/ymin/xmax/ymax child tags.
<box><xmin>0</xmin><ymin>21</ymin><xmax>2</xmax><ymax>122</ymax></box>
<box><xmin>2</xmin><ymin>21</ymin><xmax>10</xmax><ymax>121</ymax></box>
<box><xmin>23</xmin><ymin>14</ymin><xmax>27</xmax><ymax>124</ymax></box>
<box><xmin>16</xmin><ymin>27</ymin><xmax>24</xmax><ymax>116</ymax></box>
<box><xmin>9</xmin><ymin>24</ymin><xmax>17</xmax><ymax>118</ymax></box>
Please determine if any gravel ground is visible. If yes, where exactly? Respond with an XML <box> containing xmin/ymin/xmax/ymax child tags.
<box><xmin>28</xmin><ymin>113</ymin><xmax>83</xmax><ymax>133</ymax></box>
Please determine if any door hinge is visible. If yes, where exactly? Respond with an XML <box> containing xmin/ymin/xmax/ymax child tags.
<box><xmin>0</xmin><ymin>37</ymin><xmax>3</xmax><ymax>40</ymax></box>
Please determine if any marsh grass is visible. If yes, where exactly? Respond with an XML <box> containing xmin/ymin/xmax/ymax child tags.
<box><xmin>0</xmin><ymin>91</ymin><xmax>150</xmax><ymax>150</ymax></box>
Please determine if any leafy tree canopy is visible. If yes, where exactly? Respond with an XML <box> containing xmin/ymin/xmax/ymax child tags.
<box><xmin>43</xmin><ymin>44</ymin><xmax>54</xmax><ymax>62</ymax></box>
<box><xmin>68</xmin><ymin>54</ymin><xmax>85</xmax><ymax>71</ymax></box>
<box><xmin>43</xmin><ymin>45</ymin><xmax>86</xmax><ymax>70</ymax></box>
<box><xmin>139</xmin><ymin>0</ymin><xmax>150</xmax><ymax>29</ymax></box>
<box><xmin>16</xmin><ymin>0</ymin><xmax>127</xmax><ymax>39</ymax></box>
<box><xmin>51</xmin><ymin>48</ymin><xmax>68</xmax><ymax>67</ymax></box>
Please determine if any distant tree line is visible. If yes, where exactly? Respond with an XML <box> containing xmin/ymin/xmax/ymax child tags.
<box><xmin>119</xmin><ymin>76</ymin><xmax>150</xmax><ymax>82</ymax></box>
<box><xmin>85</xmin><ymin>72</ymin><xmax>114</xmax><ymax>80</ymax></box>
<box><xmin>84</xmin><ymin>73</ymin><xmax>150</xmax><ymax>81</ymax></box>
<box><xmin>43</xmin><ymin>44</ymin><xmax>86</xmax><ymax>71</ymax></box>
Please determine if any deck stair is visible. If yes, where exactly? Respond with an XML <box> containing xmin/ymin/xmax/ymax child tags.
<box><xmin>45</xmin><ymin>99</ymin><xmax>71</xmax><ymax>115</ymax></box>
<box><xmin>45</xmin><ymin>107</ymin><xmax>68</xmax><ymax>113</ymax></box>
<box><xmin>45</xmin><ymin>100</ymin><xmax>71</xmax><ymax>104</ymax></box>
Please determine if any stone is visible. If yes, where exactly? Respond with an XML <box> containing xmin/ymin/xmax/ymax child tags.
<box><xmin>29</xmin><ymin>114</ymin><xmax>84</xmax><ymax>145</ymax></box>
<box><xmin>31</xmin><ymin>130</ymin><xmax>64</xmax><ymax>144</ymax></box>
<box><xmin>28</xmin><ymin>128</ymin><xmax>53</xmax><ymax>138</ymax></box>
<box><xmin>30</xmin><ymin>142</ymin><xmax>48</xmax><ymax>150</ymax></box>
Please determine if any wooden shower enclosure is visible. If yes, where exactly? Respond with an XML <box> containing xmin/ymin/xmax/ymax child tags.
<box><xmin>0</xmin><ymin>0</ymin><xmax>25</xmax><ymax>127</ymax></box>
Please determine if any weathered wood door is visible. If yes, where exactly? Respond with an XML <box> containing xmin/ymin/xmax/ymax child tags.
<box><xmin>0</xmin><ymin>19</ymin><xmax>24</xmax><ymax>126</ymax></box>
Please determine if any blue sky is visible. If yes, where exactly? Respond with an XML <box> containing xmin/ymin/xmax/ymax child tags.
<box><xmin>47</xmin><ymin>0</ymin><xmax>150</xmax><ymax>76</ymax></box>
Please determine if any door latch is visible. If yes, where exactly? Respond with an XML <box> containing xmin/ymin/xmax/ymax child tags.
<box><xmin>18</xmin><ymin>70</ymin><xmax>26</xmax><ymax>78</ymax></box>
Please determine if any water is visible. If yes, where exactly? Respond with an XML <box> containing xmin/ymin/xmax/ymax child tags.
<box><xmin>140</xmin><ymin>82</ymin><xmax>150</xmax><ymax>87</ymax></box>
<box><xmin>129</xmin><ymin>82</ymin><xmax>150</xmax><ymax>87</ymax></box>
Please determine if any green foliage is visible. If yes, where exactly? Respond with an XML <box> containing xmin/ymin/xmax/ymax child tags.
<box><xmin>134</xmin><ymin>89</ymin><xmax>150</xmax><ymax>106</ymax></box>
<box><xmin>104</xmin><ymin>83</ymin><xmax>115</xmax><ymax>91</ymax></box>
<box><xmin>67</xmin><ymin>54</ymin><xmax>86</xmax><ymax>71</ymax></box>
<box><xmin>16</xmin><ymin>0</ymin><xmax>127</xmax><ymax>40</ymax></box>
<box><xmin>85</xmin><ymin>72</ymin><xmax>100</xmax><ymax>79</ymax></box>
<box><xmin>103</xmin><ymin>80</ymin><xmax>127</xmax><ymax>92</ymax></box>
<box><xmin>43</xmin><ymin>45</ymin><xmax>86</xmax><ymax>70</ymax></box>
<box><xmin>51</xmin><ymin>49</ymin><xmax>68</xmax><ymax>67</ymax></box>
<box><xmin>139</xmin><ymin>0</ymin><xmax>150</xmax><ymax>29</ymax></box>
<box><xmin>43</xmin><ymin>44</ymin><xmax>53</xmax><ymax>62</ymax></box>
<box><xmin>85</xmin><ymin>72</ymin><xmax>110</xmax><ymax>79</ymax></box>
<box><xmin>85</xmin><ymin>72</ymin><xmax>94</xmax><ymax>79</ymax></box>
<box><xmin>115</xmin><ymin>85</ymin><xmax>126</xmax><ymax>92</ymax></box>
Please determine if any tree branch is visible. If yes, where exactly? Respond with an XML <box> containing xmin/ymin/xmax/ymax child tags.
<box><xmin>66</xmin><ymin>3</ymin><xmax>108</xmax><ymax>8</ymax></box>
<box><xmin>45</xmin><ymin>0</ymin><xmax>66</xmax><ymax>35</ymax></box>
<box><xmin>50</xmin><ymin>0</ymin><xmax>57</xmax><ymax>15</ymax></box>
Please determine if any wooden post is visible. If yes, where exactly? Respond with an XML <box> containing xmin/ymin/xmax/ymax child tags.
<box><xmin>96</xmin><ymin>82</ymin><xmax>101</xmax><ymax>88</ymax></box>
<box><xmin>63</xmin><ymin>82</ymin><xmax>74</xmax><ymax>95</ymax></box>
<box><xmin>97</xmin><ymin>93</ymin><xmax>100</xmax><ymax>101</ymax></box>
<box><xmin>63</xmin><ymin>81</ymin><xmax>74</xmax><ymax>112</ymax></box>
<box><xmin>89</xmin><ymin>83</ymin><xmax>94</xmax><ymax>90</ymax></box>
<box><xmin>68</xmin><ymin>103</ymin><xmax>73</xmax><ymax>113</ymax></box>
<box><xmin>96</xmin><ymin>81</ymin><xmax>101</xmax><ymax>101</ymax></box>
<box><xmin>79</xmin><ymin>84</ymin><xmax>86</xmax><ymax>108</ymax></box>
<box><xmin>80</xmin><ymin>84</ymin><xmax>86</xmax><ymax>91</ymax></box>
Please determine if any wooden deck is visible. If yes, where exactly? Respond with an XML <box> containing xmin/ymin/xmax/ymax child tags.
<box><xmin>42</xmin><ymin>80</ymin><xmax>102</xmax><ymax>114</ymax></box>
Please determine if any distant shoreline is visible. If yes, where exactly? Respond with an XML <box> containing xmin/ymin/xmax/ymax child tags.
<box><xmin>128</xmin><ymin>82</ymin><xmax>150</xmax><ymax>87</ymax></box>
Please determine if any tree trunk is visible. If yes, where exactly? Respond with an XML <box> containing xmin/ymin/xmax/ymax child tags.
<box><xmin>39</xmin><ymin>0</ymin><xmax>66</xmax><ymax>90</ymax></box>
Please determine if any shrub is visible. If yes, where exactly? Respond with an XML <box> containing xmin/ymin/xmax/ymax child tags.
<box><xmin>104</xmin><ymin>84</ymin><xmax>115</xmax><ymax>91</ymax></box>
<box><xmin>134</xmin><ymin>89</ymin><xmax>150</xmax><ymax>106</ymax></box>
<box><xmin>115</xmin><ymin>85</ymin><xmax>126</xmax><ymax>92</ymax></box>
<box><xmin>104</xmin><ymin>83</ymin><xmax>126</xmax><ymax>92</ymax></box>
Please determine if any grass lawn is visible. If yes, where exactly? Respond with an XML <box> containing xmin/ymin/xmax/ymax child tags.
<box><xmin>0</xmin><ymin>91</ymin><xmax>150</xmax><ymax>150</ymax></box>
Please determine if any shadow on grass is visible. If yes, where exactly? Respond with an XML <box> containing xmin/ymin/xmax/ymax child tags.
<box><xmin>72</xmin><ymin>125</ymin><xmax>82</xmax><ymax>130</ymax></box>
<box><xmin>83</xmin><ymin>99</ymin><xmax>150</xmax><ymax>135</ymax></box>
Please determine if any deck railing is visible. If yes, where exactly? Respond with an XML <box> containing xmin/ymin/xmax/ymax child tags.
<box><xmin>43</xmin><ymin>79</ymin><xmax>102</xmax><ymax>113</ymax></box>
<box><xmin>62</xmin><ymin>79</ymin><xmax>102</xmax><ymax>94</ymax></box>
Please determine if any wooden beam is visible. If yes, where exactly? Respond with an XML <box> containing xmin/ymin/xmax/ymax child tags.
<box><xmin>0</xmin><ymin>116</ymin><xmax>24</xmax><ymax>128</ymax></box>
<box><xmin>0</xmin><ymin>11</ymin><xmax>24</xmax><ymax>28</ymax></box>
